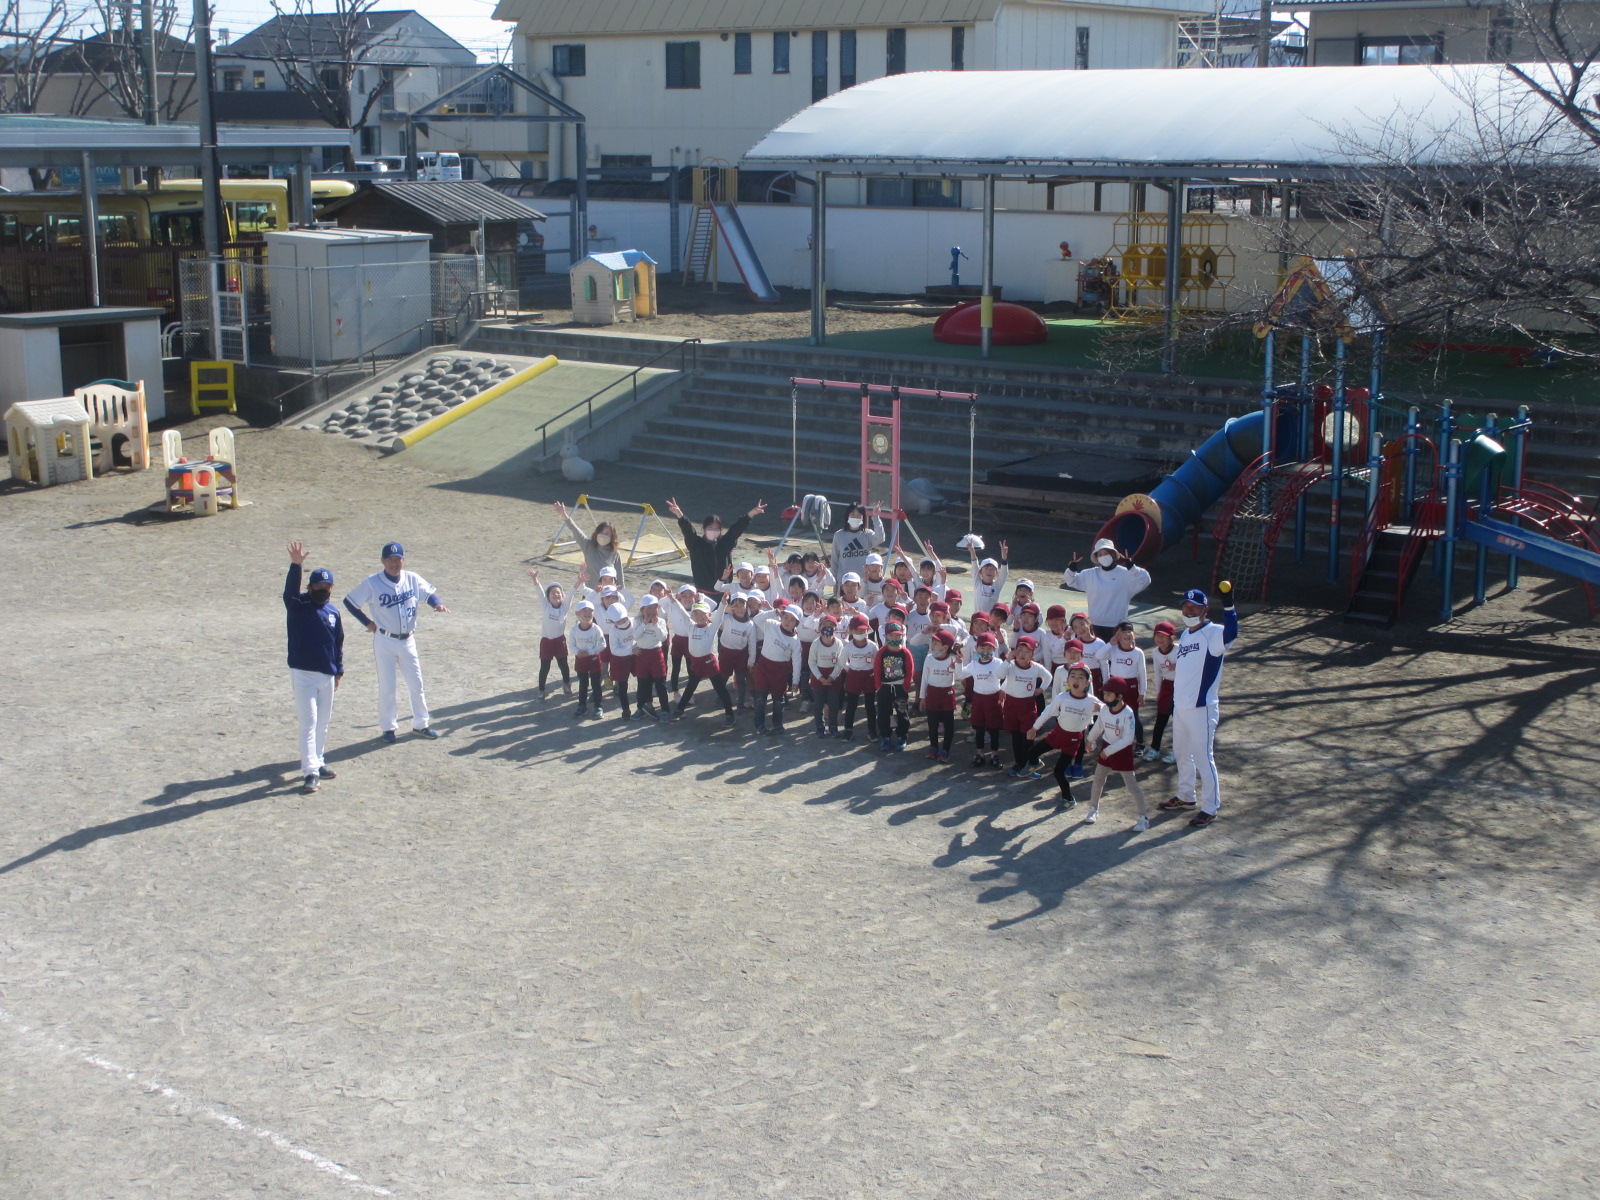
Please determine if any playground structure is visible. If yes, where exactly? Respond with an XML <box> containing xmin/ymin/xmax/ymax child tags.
<box><xmin>1106</xmin><ymin>212</ymin><xmax>1234</xmax><ymax>320</ymax></box>
<box><xmin>162</xmin><ymin>426</ymin><xmax>241</xmax><ymax>516</ymax></box>
<box><xmin>782</xmin><ymin>377</ymin><xmax>980</xmax><ymax>558</ymax></box>
<box><xmin>569</xmin><ymin>250</ymin><xmax>658</xmax><ymax>326</ymax></box>
<box><xmin>6</xmin><ymin>396</ymin><xmax>94</xmax><ymax>486</ymax></box>
<box><xmin>680</xmin><ymin>167</ymin><xmax>779</xmax><ymax>304</ymax></box>
<box><xmin>933</xmin><ymin>300</ymin><xmax>1048</xmax><ymax>347</ymax></box>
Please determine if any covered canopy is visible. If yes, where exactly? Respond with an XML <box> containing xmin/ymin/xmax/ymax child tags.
<box><xmin>744</xmin><ymin>63</ymin><xmax>1593</xmax><ymax>181</ymax></box>
<box><xmin>0</xmin><ymin>114</ymin><xmax>351</xmax><ymax>169</ymax></box>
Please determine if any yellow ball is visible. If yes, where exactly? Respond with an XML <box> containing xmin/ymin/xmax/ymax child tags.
<box><xmin>1219</xmin><ymin>579</ymin><xmax>1233</xmax><ymax>594</ymax></box>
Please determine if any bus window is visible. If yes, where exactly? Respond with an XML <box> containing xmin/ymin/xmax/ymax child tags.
<box><xmin>153</xmin><ymin>211</ymin><xmax>204</xmax><ymax>246</ymax></box>
<box><xmin>0</xmin><ymin>213</ymin><xmax>17</xmax><ymax>250</ymax></box>
<box><xmin>98</xmin><ymin>213</ymin><xmax>138</xmax><ymax>245</ymax></box>
<box><xmin>228</xmin><ymin>200</ymin><xmax>278</xmax><ymax>237</ymax></box>
<box><xmin>46</xmin><ymin>213</ymin><xmax>82</xmax><ymax>248</ymax></box>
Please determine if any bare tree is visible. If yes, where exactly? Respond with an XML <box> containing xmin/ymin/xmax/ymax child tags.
<box><xmin>261</xmin><ymin>0</ymin><xmax>399</xmax><ymax>167</ymax></box>
<box><xmin>64</xmin><ymin>0</ymin><xmax>196</xmax><ymax>122</ymax></box>
<box><xmin>0</xmin><ymin>0</ymin><xmax>77</xmax><ymax>114</ymax></box>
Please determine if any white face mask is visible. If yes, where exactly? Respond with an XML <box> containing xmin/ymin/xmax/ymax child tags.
<box><xmin>1096</xmin><ymin>553</ymin><xmax>1115</xmax><ymax>568</ymax></box>
<box><xmin>596</xmin><ymin>534</ymin><xmax>612</xmax><ymax>547</ymax></box>
<box><xmin>847</xmin><ymin>517</ymin><xmax>864</xmax><ymax>529</ymax></box>
<box><xmin>1183</xmin><ymin>613</ymin><xmax>1204</xmax><ymax>628</ymax></box>
<box><xmin>704</xmin><ymin>529</ymin><xmax>721</xmax><ymax>542</ymax></box>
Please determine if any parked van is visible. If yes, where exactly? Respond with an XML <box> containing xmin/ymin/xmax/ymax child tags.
<box><xmin>418</xmin><ymin>152</ymin><xmax>462</xmax><ymax>182</ymax></box>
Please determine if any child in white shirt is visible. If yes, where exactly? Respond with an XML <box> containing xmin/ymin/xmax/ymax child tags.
<box><xmin>668</xmin><ymin>597</ymin><xmax>736</xmax><ymax>725</ymax></box>
<box><xmin>1143</xmin><ymin>620</ymin><xmax>1179</xmax><ymax>764</ymax></box>
<box><xmin>916</xmin><ymin>628</ymin><xmax>961</xmax><ymax>762</ymax></box>
<box><xmin>808</xmin><ymin>615</ymin><xmax>846</xmax><ymax>737</ymax></box>
<box><xmin>527</xmin><ymin>567</ymin><xmax>573</xmax><ymax>700</ymax></box>
<box><xmin>1087</xmin><ymin>676</ymin><xmax>1151</xmax><ymax>830</ymax></box>
<box><xmin>570</xmin><ymin>600</ymin><xmax>607</xmax><ymax>718</ymax></box>
<box><xmin>1030</xmin><ymin>662</ymin><xmax>1102</xmax><ymax>807</ymax></box>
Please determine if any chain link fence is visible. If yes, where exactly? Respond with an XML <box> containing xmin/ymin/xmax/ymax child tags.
<box><xmin>179</xmin><ymin>252</ymin><xmax>485</xmax><ymax>371</ymax></box>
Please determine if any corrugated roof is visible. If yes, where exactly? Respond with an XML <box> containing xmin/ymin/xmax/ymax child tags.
<box><xmin>743</xmin><ymin>63</ymin><xmax>1596</xmax><ymax>177</ymax></box>
<box><xmin>585</xmin><ymin>249</ymin><xmax>657</xmax><ymax>270</ymax></box>
<box><xmin>492</xmin><ymin>0</ymin><xmax>997</xmax><ymax>36</ymax></box>
<box><xmin>369</xmin><ymin>180</ymin><xmax>547</xmax><ymax>224</ymax></box>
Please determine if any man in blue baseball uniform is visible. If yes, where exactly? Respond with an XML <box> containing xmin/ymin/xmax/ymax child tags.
<box><xmin>284</xmin><ymin>541</ymin><xmax>344</xmax><ymax>795</ymax></box>
<box><xmin>343</xmin><ymin>541</ymin><xmax>451</xmax><ymax>742</ymax></box>
<box><xmin>1158</xmin><ymin>582</ymin><xmax>1238</xmax><ymax>828</ymax></box>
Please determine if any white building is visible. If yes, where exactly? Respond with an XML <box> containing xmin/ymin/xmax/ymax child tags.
<box><xmin>492</xmin><ymin>0</ymin><xmax>1214</xmax><ymax>207</ymax></box>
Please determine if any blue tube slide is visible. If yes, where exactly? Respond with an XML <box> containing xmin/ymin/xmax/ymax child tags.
<box><xmin>1099</xmin><ymin>409</ymin><xmax>1280</xmax><ymax>563</ymax></box>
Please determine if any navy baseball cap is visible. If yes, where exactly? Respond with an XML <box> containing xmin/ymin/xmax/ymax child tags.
<box><xmin>308</xmin><ymin>567</ymin><xmax>333</xmax><ymax>585</ymax></box>
<box><xmin>382</xmin><ymin>542</ymin><xmax>405</xmax><ymax>558</ymax></box>
<box><xmin>1182</xmin><ymin>588</ymin><xmax>1209</xmax><ymax>606</ymax></box>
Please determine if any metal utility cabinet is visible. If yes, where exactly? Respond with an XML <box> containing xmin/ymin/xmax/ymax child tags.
<box><xmin>264</xmin><ymin>228</ymin><xmax>431</xmax><ymax>365</ymax></box>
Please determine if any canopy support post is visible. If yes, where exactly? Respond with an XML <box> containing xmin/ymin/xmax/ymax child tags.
<box><xmin>810</xmin><ymin>172</ymin><xmax>827</xmax><ymax>346</ymax></box>
<box><xmin>981</xmin><ymin>174</ymin><xmax>995</xmax><ymax>359</ymax></box>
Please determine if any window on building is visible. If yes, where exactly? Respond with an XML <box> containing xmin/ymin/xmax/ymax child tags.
<box><xmin>1488</xmin><ymin>17</ymin><xmax>1515</xmax><ymax>60</ymax></box>
<box><xmin>251</xmin><ymin>69</ymin><xmax>266</xmax><ymax>89</ymax></box>
<box><xmin>1358</xmin><ymin>36</ymin><xmax>1442</xmax><ymax>65</ymax></box>
<box><xmin>552</xmin><ymin>43</ymin><xmax>586</xmax><ymax>75</ymax></box>
<box><xmin>951</xmin><ymin>26</ymin><xmax>965</xmax><ymax>70</ymax></box>
<box><xmin>222</xmin><ymin>68</ymin><xmax>243</xmax><ymax>91</ymax></box>
<box><xmin>839</xmin><ymin>30</ymin><xmax>856</xmax><ymax>88</ymax></box>
<box><xmin>359</xmin><ymin>126</ymin><xmax>380</xmax><ymax>155</ymax></box>
<box><xmin>600</xmin><ymin>154</ymin><xmax>652</xmax><ymax>181</ymax></box>
<box><xmin>319</xmin><ymin>67</ymin><xmax>340</xmax><ymax>91</ymax></box>
<box><xmin>866</xmin><ymin>177</ymin><xmax>961</xmax><ymax>208</ymax></box>
<box><xmin>812</xmin><ymin>31</ymin><xmax>828</xmax><ymax>102</ymax></box>
<box><xmin>886</xmin><ymin>28</ymin><xmax>906</xmax><ymax>74</ymax></box>
<box><xmin>665</xmin><ymin>40</ymin><xmax>701</xmax><ymax>88</ymax></box>
<box><xmin>734</xmin><ymin>31</ymin><xmax>751</xmax><ymax>74</ymax></box>
<box><xmin>1075</xmin><ymin>27</ymin><xmax>1090</xmax><ymax>69</ymax></box>
<box><xmin>773</xmin><ymin>31</ymin><xmax>790</xmax><ymax>73</ymax></box>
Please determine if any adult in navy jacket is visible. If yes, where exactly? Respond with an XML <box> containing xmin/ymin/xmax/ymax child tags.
<box><xmin>285</xmin><ymin>541</ymin><xmax>344</xmax><ymax>795</ymax></box>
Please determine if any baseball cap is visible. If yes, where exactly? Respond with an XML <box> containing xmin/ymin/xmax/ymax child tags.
<box><xmin>737</xmin><ymin>561</ymin><xmax>754</xmax><ymax>573</ymax></box>
<box><xmin>932</xmin><ymin>629</ymin><xmax>956</xmax><ymax>647</ymax></box>
<box><xmin>381</xmin><ymin>542</ymin><xmax>404</xmax><ymax>558</ymax></box>
<box><xmin>975</xmin><ymin>632</ymin><xmax>997</xmax><ymax>647</ymax></box>
<box><xmin>1021</xmin><ymin>603</ymin><xmax>1041</xmax><ymax>616</ymax></box>
<box><xmin>1071</xmin><ymin>611</ymin><xmax>1090</xmax><ymax>623</ymax></box>
<box><xmin>914</xmin><ymin>584</ymin><xmax>933</xmax><ymax>596</ymax></box>
<box><xmin>819</xmin><ymin>617</ymin><xmax>838</xmax><ymax>631</ymax></box>
<box><xmin>864</xmin><ymin>553</ymin><xmax>884</xmax><ymax>567</ymax></box>
<box><xmin>1154</xmin><ymin>620</ymin><xmax>1178</xmax><ymax>636</ymax></box>
<box><xmin>1183</xmin><ymin>588</ymin><xmax>1209</xmax><ymax>607</ymax></box>
<box><xmin>599</xmin><ymin>585</ymin><xmax>618</xmax><ymax>598</ymax></box>
<box><xmin>1015</xmin><ymin>578</ymin><xmax>1036</xmax><ymax>590</ymax></box>
<box><xmin>639</xmin><ymin>595</ymin><xmax>660</xmax><ymax>608</ymax></box>
<box><xmin>692</xmin><ymin>601</ymin><xmax>713</xmax><ymax>614</ymax></box>
<box><xmin>848</xmin><ymin>614</ymin><xmax>871</xmax><ymax>630</ymax></box>
<box><xmin>945</xmin><ymin>588</ymin><xmax>962</xmax><ymax>601</ymax></box>
<box><xmin>599</xmin><ymin>565</ymin><xmax>618</xmax><ymax>578</ymax></box>
<box><xmin>575</xmin><ymin>599</ymin><xmax>595</xmax><ymax>612</ymax></box>
<box><xmin>1015</xmin><ymin>635</ymin><xmax>1038</xmax><ymax>650</ymax></box>
<box><xmin>605</xmin><ymin>603</ymin><xmax>627</xmax><ymax>622</ymax></box>
<box><xmin>1046</xmin><ymin>604</ymin><xmax>1066</xmax><ymax>620</ymax></box>
<box><xmin>649</xmin><ymin>579</ymin><xmax>668</xmax><ymax>592</ymax></box>
<box><xmin>842</xmin><ymin>571</ymin><xmax>862</xmax><ymax>584</ymax></box>
<box><xmin>919</xmin><ymin>557</ymin><xmax>937</xmax><ymax>569</ymax></box>
<box><xmin>885</xmin><ymin>621</ymin><xmax>905</xmax><ymax>634</ymax></box>
<box><xmin>1104</xmin><ymin>675</ymin><xmax>1132</xmax><ymax>694</ymax></box>
<box><xmin>929</xmin><ymin>600</ymin><xmax>949</xmax><ymax>614</ymax></box>
<box><xmin>990</xmin><ymin>602</ymin><xmax>1011</xmax><ymax>618</ymax></box>
<box><xmin>979</xmin><ymin>557</ymin><xmax>999</xmax><ymax>569</ymax></box>
<box><xmin>677</xmin><ymin>583</ymin><xmax>697</xmax><ymax>595</ymax></box>
<box><xmin>1067</xmin><ymin>661</ymin><xmax>1091</xmax><ymax>677</ymax></box>
<box><xmin>970</xmin><ymin>611</ymin><xmax>991</xmax><ymax>626</ymax></box>
<box><xmin>754</xmin><ymin>564</ymin><xmax>772</xmax><ymax>576</ymax></box>
<box><xmin>772</xmin><ymin>597</ymin><xmax>789</xmax><ymax>609</ymax></box>
<box><xmin>308</xmin><ymin>567</ymin><xmax>333</xmax><ymax>585</ymax></box>
<box><xmin>1065</xmin><ymin>638</ymin><xmax>1084</xmax><ymax>652</ymax></box>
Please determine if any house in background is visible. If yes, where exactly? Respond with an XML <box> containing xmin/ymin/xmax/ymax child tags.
<box><xmin>491</xmin><ymin>0</ymin><xmax>1216</xmax><ymax>211</ymax></box>
<box><xmin>1303</xmin><ymin>0</ymin><xmax>1600</xmax><ymax>65</ymax></box>
<box><xmin>213</xmin><ymin>11</ymin><xmax>479</xmax><ymax>168</ymax></box>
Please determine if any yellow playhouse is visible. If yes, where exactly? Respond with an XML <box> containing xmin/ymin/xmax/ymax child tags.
<box><xmin>569</xmin><ymin>250</ymin><xmax>658</xmax><ymax>325</ymax></box>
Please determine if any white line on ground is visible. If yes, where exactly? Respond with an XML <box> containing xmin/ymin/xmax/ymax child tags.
<box><xmin>0</xmin><ymin>1005</ymin><xmax>393</xmax><ymax>1197</ymax></box>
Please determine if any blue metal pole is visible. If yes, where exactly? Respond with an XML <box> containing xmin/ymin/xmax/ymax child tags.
<box><xmin>1262</xmin><ymin>328</ymin><xmax>1276</xmax><ymax>469</ymax></box>
<box><xmin>1473</xmin><ymin>412</ymin><xmax>1499</xmax><ymax>605</ymax></box>
<box><xmin>1507</xmin><ymin>403</ymin><xmax>1529</xmax><ymax>591</ymax></box>
<box><xmin>1369</xmin><ymin>327</ymin><xmax>1384</xmax><ymax>429</ymax></box>
<box><xmin>1294</xmin><ymin>332</ymin><xmax>1312</xmax><ymax>563</ymax></box>
<box><xmin>1432</xmin><ymin>400</ymin><xmax>1454</xmax><ymax>580</ymax></box>
<box><xmin>1327</xmin><ymin>338</ymin><xmax>1347</xmax><ymax>584</ymax></box>
<box><xmin>1440</xmin><ymin>436</ymin><xmax>1462</xmax><ymax>623</ymax></box>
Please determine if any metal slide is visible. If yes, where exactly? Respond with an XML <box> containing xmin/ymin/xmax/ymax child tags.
<box><xmin>709</xmin><ymin>203</ymin><xmax>780</xmax><ymax>303</ymax></box>
<box><xmin>1460</xmin><ymin>514</ymin><xmax>1600</xmax><ymax>584</ymax></box>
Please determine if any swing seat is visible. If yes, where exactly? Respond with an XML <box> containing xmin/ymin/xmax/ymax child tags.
<box><xmin>782</xmin><ymin>505</ymin><xmax>801</xmax><ymax>520</ymax></box>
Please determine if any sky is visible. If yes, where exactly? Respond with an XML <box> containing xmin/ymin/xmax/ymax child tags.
<box><xmin>17</xmin><ymin>0</ymin><xmax>517</xmax><ymax>63</ymax></box>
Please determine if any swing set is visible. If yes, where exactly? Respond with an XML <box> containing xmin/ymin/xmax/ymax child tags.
<box><xmin>537</xmin><ymin>493</ymin><xmax>687</xmax><ymax>568</ymax></box>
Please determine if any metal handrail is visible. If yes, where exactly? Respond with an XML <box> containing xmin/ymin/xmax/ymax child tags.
<box><xmin>535</xmin><ymin>338</ymin><xmax>700</xmax><ymax>458</ymax></box>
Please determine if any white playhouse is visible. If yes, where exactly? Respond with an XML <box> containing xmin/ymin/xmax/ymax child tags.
<box><xmin>569</xmin><ymin>250</ymin><xmax>658</xmax><ymax>325</ymax></box>
<box><xmin>6</xmin><ymin>396</ymin><xmax>94</xmax><ymax>486</ymax></box>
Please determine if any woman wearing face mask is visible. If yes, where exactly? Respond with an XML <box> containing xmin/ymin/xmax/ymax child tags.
<box><xmin>553</xmin><ymin>500</ymin><xmax>626</xmax><ymax>589</ymax></box>
<box><xmin>829</xmin><ymin>502</ymin><xmax>886</xmax><ymax>587</ymax></box>
<box><xmin>665</xmin><ymin>495</ymin><xmax>768</xmax><ymax>596</ymax></box>
<box><xmin>1061</xmin><ymin>536</ymin><xmax>1152</xmax><ymax>641</ymax></box>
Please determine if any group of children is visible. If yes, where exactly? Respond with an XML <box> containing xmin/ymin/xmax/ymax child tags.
<box><xmin>526</xmin><ymin>545</ymin><xmax>1179</xmax><ymax>829</ymax></box>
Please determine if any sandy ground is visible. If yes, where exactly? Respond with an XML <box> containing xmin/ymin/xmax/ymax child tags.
<box><xmin>2</xmin><ymin>415</ymin><xmax>1598</xmax><ymax>1200</ymax></box>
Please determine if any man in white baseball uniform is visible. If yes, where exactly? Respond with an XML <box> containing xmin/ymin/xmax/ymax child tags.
<box><xmin>1157</xmin><ymin>583</ymin><xmax>1238</xmax><ymax>828</ymax></box>
<box><xmin>1061</xmin><ymin>538</ymin><xmax>1152</xmax><ymax>641</ymax></box>
<box><xmin>343</xmin><ymin>541</ymin><xmax>451</xmax><ymax>741</ymax></box>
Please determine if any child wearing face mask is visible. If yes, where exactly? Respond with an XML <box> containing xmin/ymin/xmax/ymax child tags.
<box><xmin>873</xmin><ymin>621</ymin><xmax>915</xmax><ymax>752</ymax></box>
<box><xmin>1086</xmin><ymin>677</ymin><xmax>1151</xmax><ymax>830</ymax></box>
<box><xmin>527</xmin><ymin>566</ymin><xmax>574</xmax><ymax>700</ymax></box>
<box><xmin>958</xmin><ymin>631</ymin><xmax>1006</xmax><ymax>767</ymax></box>
<box><xmin>1062</xmin><ymin>537</ymin><xmax>1153</xmax><ymax>641</ymax></box>
<box><xmin>830</xmin><ymin>503</ymin><xmax>887</xmax><ymax>586</ymax></box>
<box><xmin>916</xmin><ymin>628</ymin><xmax>961</xmax><ymax>762</ymax></box>
<box><xmin>839</xmin><ymin>614</ymin><xmax>880</xmax><ymax>740</ymax></box>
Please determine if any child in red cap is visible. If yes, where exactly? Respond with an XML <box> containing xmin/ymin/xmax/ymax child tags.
<box><xmin>1030</xmin><ymin>661</ymin><xmax>1102</xmax><ymax>808</ymax></box>
<box><xmin>999</xmin><ymin>635</ymin><xmax>1052</xmax><ymax>778</ymax></box>
<box><xmin>874</xmin><ymin>621</ymin><xmax>916</xmax><ymax>751</ymax></box>
<box><xmin>916</xmin><ymin>627</ymin><xmax>961</xmax><ymax>762</ymax></box>
<box><xmin>1087</xmin><ymin>676</ymin><xmax>1150</xmax><ymax>829</ymax></box>
<box><xmin>958</xmin><ymin>631</ymin><xmax>1005</xmax><ymax>767</ymax></box>
<box><xmin>839</xmin><ymin>614</ymin><xmax>879</xmax><ymax>740</ymax></box>
<box><xmin>1144</xmin><ymin>620</ymin><xmax>1179</xmax><ymax>763</ymax></box>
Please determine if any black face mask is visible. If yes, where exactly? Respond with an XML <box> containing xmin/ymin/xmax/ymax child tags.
<box><xmin>309</xmin><ymin>587</ymin><xmax>332</xmax><ymax>605</ymax></box>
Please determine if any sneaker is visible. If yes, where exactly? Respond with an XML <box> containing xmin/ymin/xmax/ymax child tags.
<box><xmin>937</xmin><ymin>752</ymin><xmax>950</xmax><ymax>764</ymax></box>
<box><xmin>381</xmin><ymin>730</ymin><xmax>398</xmax><ymax>743</ymax></box>
<box><xmin>592</xmin><ymin>706</ymin><xmax>605</xmax><ymax>718</ymax></box>
<box><xmin>656</xmin><ymin>709</ymin><xmax>672</xmax><ymax>723</ymax></box>
<box><xmin>768</xmin><ymin>726</ymin><xmax>784</xmax><ymax>737</ymax></box>
<box><xmin>1006</xmin><ymin>766</ymin><xmax>1026</xmax><ymax>778</ymax></box>
<box><xmin>563</xmin><ymin>682</ymin><xmax>573</xmax><ymax>696</ymax></box>
<box><xmin>1084</xmin><ymin>808</ymin><xmax>1099</xmax><ymax>824</ymax></box>
<box><xmin>1055</xmin><ymin>795</ymin><xmax>1077</xmax><ymax>811</ymax></box>
<box><xmin>841</xmin><ymin>729</ymin><xmax>854</xmax><ymax>742</ymax></box>
<box><xmin>1132</xmin><ymin>816</ymin><xmax>1150</xmax><ymax>831</ymax></box>
<box><xmin>755</xmin><ymin>723</ymin><xmax>768</xmax><ymax>735</ymax></box>
<box><xmin>300</xmin><ymin>774</ymin><xmax>319</xmax><ymax>795</ymax></box>
<box><xmin>829</xmin><ymin>726</ymin><xmax>840</xmax><ymax>737</ymax></box>
<box><xmin>414</xmin><ymin>727</ymin><xmax>439</xmax><ymax>739</ymax></box>
<box><xmin>1027</xmin><ymin>765</ymin><xmax>1045</xmax><ymax>779</ymax></box>
<box><xmin>634</xmin><ymin>708</ymin><xmax>654</xmax><ymax>721</ymax></box>
<box><xmin>317</xmin><ymin>767</ymin><xmax>337</xmax><ymax>779</ymax></box>
<box><xmin>1188</xmin><ymin>811</ymin><xmax>1218</xmax><ymax>828</ymax></box>
<box><xmin>880</xmin><ymin>738</ymin><xmax>892</xmax><ymax>752</ymax></box>
<box><xmin>988</xmin><ymin>753</ymin><xmax>1003</xmax><ymax>768</ymax></box>
<box><xmin>723</xmin><ymin>712</ymin><xmax>736</xmax><ymax>727</ymax></box>
<box><xmin>538</xmin><ymin>686</ymin><xmax>547</xmax><ymax>701</ymax></box>
<box><xmin>575</xmin><ymin>703</ymin><xmax>588</xmax><ymax>718</ymax></box>
<box><xmin>925</xmin><ymin>748</ymin><xmax>940</xmax><ymax>760</ymax></box>
<box><xmin>1142</xmin><ymin>747</ymin><xmax>1160</xmax><ymax>762</ymax></box>
<box><xmin>971</xmin><ymin>753</ymin><xmax>987</xmax><ymax>768</ymax></box>
<box><xmin>1161</xmin><ymin>751</ymin><xmax>1176</xmax><ymax>765</ymax></box>
<box><xmin>1069</xmin><ymin>763</ymin><xmax>1084</xmax><ymax>779</ymax></box>
<box><xmin>896</xmin><ymin>739</ymin><xmax>907</xmax><ymax>752</ymax></box>
<box><xmin>1159</xmin><ymin>797</ymin><xmax>1197</xmax><ymax>811</ymax></box>
<box><xmin>817</xmin><ymin>726</ymin><xmax>831</xmax><ymax>740</ymax></box>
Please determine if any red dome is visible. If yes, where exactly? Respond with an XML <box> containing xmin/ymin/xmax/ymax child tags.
<box><xmin>932</xmin><ymin>300</ymin><xmax>1049</xmax><ymax>346</ymax></box>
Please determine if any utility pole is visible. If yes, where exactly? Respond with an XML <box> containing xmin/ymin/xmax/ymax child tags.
<box><xmin>1257</xmin><ymin>0</ymin><xmax>1273</xmax><ymax>67</ymax></box>
<box><xmin>141</xmin><ymin>0</ymin><xmax>158</xmax><ymax>124</ymax></box>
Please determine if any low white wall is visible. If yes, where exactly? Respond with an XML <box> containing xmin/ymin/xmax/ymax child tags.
<box><xmin>581</xmin><ymin>198</ymin><xmax>1280</xmax><ymax>307</ymax></box>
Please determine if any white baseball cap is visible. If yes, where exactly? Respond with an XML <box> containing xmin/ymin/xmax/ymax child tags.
<box><xmin>1016</xmin><ymin>578</ymin><xmax>1036</xmax><ymax>590</ymax></box>
<box><xmin>599</xmin><ymin>585</ymin><xmax>618</xmax><ymax>598</ymax></box>
<box><xmin>753</xmin><ymin>564</ymin><xmax>772</xmax><ymax>576</ymax></box>
<box><xmin>649</xmin><ymin>579</ymin><xmax>668</xmax><ymax>592</ymax></box>
<box><xmin>639</xmin><ymin>595</ymin><xmax>660</xmax><ymax>608</ymax></box>
<box><xmin>575</xmin><ymin>599</ymin><xmax>595</xmax><ymax>612</ymax></box>
<box><xmin>677</xmin><ymin>583</ymin><xmax>697</xmax><ymax>595</ymax></box>
<box><xmin>599</xmin><ymin>565</ymin><xmax>618</xmax><ymax>578</ymax></box>
<box><xmin>864</xmin><ymin>553</ymin><xmax>884</xmax><ymax>567</ymax></box>
<box><xmin>605</xmin><ymin>603</ymin><xmax>627</xmax><ymax>622</ymax></box>
<box><xmin>980</xmin><ymin>557</ymin><xmax>999</xmax><ymax>569</ymax></box>
<box><xmin>842</xmin><ymin>571</ymin><xmax>862</xmax><ymax>584</ymax></box>
<box><xmin>737</xmin><ymin>561</ymin><xmax>754</xmax><ymax>573</ymax></box>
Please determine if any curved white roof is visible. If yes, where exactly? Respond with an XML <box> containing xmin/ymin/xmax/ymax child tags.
<box><xmin>744</xmin><ymin>64</ymin><xmax>1594</xmax><ymax>179</ymax></box>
